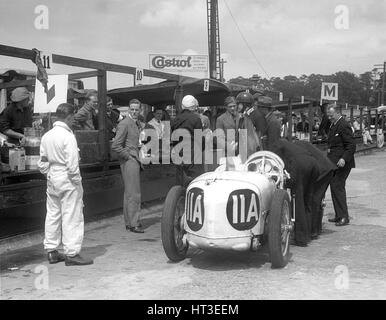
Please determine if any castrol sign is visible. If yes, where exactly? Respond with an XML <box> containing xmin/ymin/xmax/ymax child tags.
<box><xmin>149</xmin><ymin>54</ymin><xmax>208</xmax><ymax>72</ymax></box>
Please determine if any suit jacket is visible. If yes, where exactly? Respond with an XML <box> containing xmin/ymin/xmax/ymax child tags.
<box><xmin>171</xmin><ymin>110</ymin><xmax>203</xmax><ymax>164</ymax></box>
<box><xmin>106</xmin><ymin>110</ymin><xmax>120</xmax><ymax>140</ymax></box>
<box><xmin>265</xmin><ymin>112</ymin><xmax>281</xmax><ymax>151</ymax></box>
<box><xmin>294</xmin><ymin>140</ymin><xmax>336</xmax><ymax>181</ymax></box>
<box><xmin>238</xmin><ymin>114</ymin><xmax>259</xmax><ymax>161</ymax></box>
<box><xmin>215</xmin><ymin>111</ymin><xmax>240</xmax><ymax>151</ymax></box>
<box><xmin>327</xmin><ymin>117</ymin><xmax>356</xmax><ymax>168</ymax></box>
<box><xmin>270</xmin><ymin>139</ymin><xmax>318</xmax><ymax>187</ymax></box>
<box><xmin>111</xmin><ymin>116</ymin><xmax>140</xmax><ymax>163</ymax></box>
<box><xmin>247</xmin><ymin>108</ymin><xmax>267</xmax><ymax>135</ymax></box>
<box><xmin>74</xmin><ymin>102</ymin><xmax>97</xmax><ymax>130</ymax></box>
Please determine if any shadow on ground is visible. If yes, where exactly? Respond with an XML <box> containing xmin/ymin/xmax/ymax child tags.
<box><xmin>185</xmin><ymin>246</ymin><xmax>280</xmax><ymax>271</ymax></box>
<box><xmin>0</xmin><ymin>244</ymin><xmax>111</xmax><ymax>272</ymax></box>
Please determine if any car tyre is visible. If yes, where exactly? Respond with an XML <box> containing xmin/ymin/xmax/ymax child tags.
<box><xmin>268</xmin><ymin>189</ymin><xmax>292</xmax><ymax>268</ymax></box>
<box><xmin>161</xmin><ymin>185</ymin><xmax>188</xmax><ymax>262</ymax></box>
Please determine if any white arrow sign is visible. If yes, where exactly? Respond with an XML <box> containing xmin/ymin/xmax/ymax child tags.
<box><xmin>34</xmin><ymin>75</ymin><xmax>68</xmax><ymax>113</ymax></box>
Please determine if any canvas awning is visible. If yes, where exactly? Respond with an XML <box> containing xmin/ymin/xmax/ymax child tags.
<box><xmin>108</xmin><ymin>78</ymin><xmax>231</xmax><ymax>107</ymax></box>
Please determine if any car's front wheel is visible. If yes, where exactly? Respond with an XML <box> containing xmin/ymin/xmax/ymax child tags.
<box><xmin>268</xmin><ymin>189</ymin><xmax>292</xmax><ymax>268</ymax></box>
<box><xmin>161</xmin><ymin>185</ymin><xmax>188</xmax><ymax>262</ymax></box>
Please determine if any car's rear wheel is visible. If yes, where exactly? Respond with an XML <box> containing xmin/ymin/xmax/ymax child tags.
<box><xmin>161</xmin><ymin>185</ymin><xmax>188</xmax><ymax>262</ymax></box>
<box><xmin>268</xmin><ymin>189</ymin><xmax>292</xmax><ymax>268</ymax></box>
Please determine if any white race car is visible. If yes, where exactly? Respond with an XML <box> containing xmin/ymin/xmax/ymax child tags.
<box><xmin>161</xmin><ymin>151</ymin><xmax>295</xmax><ymax>268</ymax></box>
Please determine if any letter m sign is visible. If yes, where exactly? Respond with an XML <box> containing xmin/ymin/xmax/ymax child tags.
<box><xmin>321</xmin><ymin>82</ymin><xmax>338</xmax><ymax>101</ymax></box>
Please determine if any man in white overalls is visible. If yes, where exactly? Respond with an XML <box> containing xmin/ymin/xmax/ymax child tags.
<box><xmin>38</xmin><ymin>103</ymin><xmax>93</xmax><ymax>266</ymax></box>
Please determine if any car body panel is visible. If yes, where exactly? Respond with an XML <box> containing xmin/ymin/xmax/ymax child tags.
<box><xmin>183</xmin><ymin>169</ymin><xmax>276</xmax><ymax>251</ymax></box>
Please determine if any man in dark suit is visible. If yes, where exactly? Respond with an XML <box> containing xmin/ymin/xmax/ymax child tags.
<box><xmin>326</xmin><ymin>104</ymin><xmax>356</xmax><ymax>226</ymax></box>
<box><xmin>318</xmin><ymin>103</ymin><xmax>331</xmax><ymax>141</ymax></box>
<box><xmin>171</xmin><ymin>95</ymin><xmax>203</xmax><ymax>186</ymax></box>
<box><xmin>294</xmin><ymin>140</ymin><xmax>337</xmax><ymax>238</ymax></box>
<box><xmin>270</xmin><ymin>139</ymin><xmax>319</xmax><ymax>246</ymax></box>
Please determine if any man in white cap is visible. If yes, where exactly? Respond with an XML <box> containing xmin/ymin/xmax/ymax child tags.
<box><xmin>0</xmin><ymin>87</ymin><xmax>32</xmax><ymax>144</ymax></box>
<box><xmin>171</xmin><ymin>95</ymin><xmax>203</xmax><ymax>185</ymax></box>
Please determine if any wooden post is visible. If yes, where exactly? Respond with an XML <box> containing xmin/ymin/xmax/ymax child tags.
<box><xmin>175</xmin><ymin>78</ymin><xmax>184</xmax><ymax>114</ymax></box>
<box><xmin>350</xmin><ymin>106</ymin><xmax>354</xmax><ymax>122</ymax></box>
<box><xmin>359</xmin><ymin>108</ymin><xmax>363</xmax><ymax>132</ymax></box>
<box><xmin>308</xmin><ymin>102</ymin><xmax>314</xmax><ymax>143</ymax></box>
<box><xmin>375</xmin><ymin>109</ymin><xmax>379</xmax><ymax>133</ymax></box>
<box><xmin>97</xmin><ymin>70</ymin><xmax>108</xmax><ymax>164</ymax></box>
<box><xmin>288</xmin><ymin>98</ymin><xmax>293</xmax><ymax>142</ymax></box>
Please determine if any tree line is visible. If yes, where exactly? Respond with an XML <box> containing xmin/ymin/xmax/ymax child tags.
<box><xmin>228</xmin><ymin>71</ymin><xmax>385</xmax><ymax>107</ymax></box>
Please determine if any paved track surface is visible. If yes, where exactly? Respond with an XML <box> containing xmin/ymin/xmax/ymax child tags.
<box><xmin>1</xmin><ymin>149</ymin><xmax>386</xmax><ymax>300</ymax></box>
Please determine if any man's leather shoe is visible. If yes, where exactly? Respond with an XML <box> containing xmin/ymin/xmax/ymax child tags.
<box><xmin>328</xmin><ymin>217</ymin><xmax>339</xmax><ymax>223</ymax></box>
<box><xmin>128</xmin><ymin>226</ymin><xmax>145</xmax><ymax>233</ymax></box>
<box><xmin>65</xmin><ymin>255</ymin><xmax>94</xmax><ymax>266</ymax></box>
<box><xmin>47</xmin><ymin>250</ymin><xmax>65</xmax><ymax>264</ymax></box>
<box><xmin>311</xmin><ymin>233</ymin><xmax>319</xmax><ymax>240</ymax></box>
<box><xmin>335</xmin><ymin>218</ymin><xmax>349</xmax><ymax>226</ymax></box>
<box><xmin>294</xmin><ymin>241</ymin><xmax>308</xmax><ymax>247</ymax></box>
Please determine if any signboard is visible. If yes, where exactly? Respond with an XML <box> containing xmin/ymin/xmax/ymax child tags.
<box><xmin>135</xmin><ymin>68</ymin><xmax>144</xmax><ymax>85</ymax></box>
<box><xmin>34</xmin><ymin>75</ymin><xmax>68</xmax><ymax>113</ymax></box>
<box><xmin>226</xmin><ymin>189</ymin><xmax>259</xmax><ymax>231</ymax></box>
<box><xmin>321</xmin><ymin>82</ymin><xmax>338</xmax><ymax>101</ymax></box>
<box><xmin>41</xmin><ymin>52</ymin><xmax>53</xmax><ymax>70</ymax></box>
<box><xmin>149</xmin><ymin>54</ymin><xmax>208</xmax><ymax>72</ymax></box>
<box><xmin>203</xmin><ymin>79</ymin><xmax>210</xmax><ymax>92</ymax></box>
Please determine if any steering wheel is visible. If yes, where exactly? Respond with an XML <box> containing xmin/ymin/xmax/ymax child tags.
<box><xmin>244</xmin><ymin>151</ymin><xmax>285</xmax><ymax>186</ymax></box>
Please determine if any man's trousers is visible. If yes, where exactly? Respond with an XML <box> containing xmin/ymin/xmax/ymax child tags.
<box><xmin>311</xmin><ymin>171</ymin><xmax>334</xmax><ymax>235</ymax></box>
<box><xmin>44</xmin><ymin>172</ymin><xmax>84</xmax><ymax>257</ymax></box>
<box><xmin>120</xmin><ymin>157</ymin><xmax>141</xmax><ymax>228</ymax></box>
<box><xmin>330</xmin><ymin>165</ymin><xmax>352</xmax><ymax>220</ymax></box>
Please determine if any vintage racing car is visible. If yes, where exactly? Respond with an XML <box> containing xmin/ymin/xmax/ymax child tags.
<box><xmin>161</xmin><ymin>151</ymin><xmax>295</xmax><ymax>268</ymax></box>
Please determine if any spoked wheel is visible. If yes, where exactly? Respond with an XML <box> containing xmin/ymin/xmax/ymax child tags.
<box><xmin>268</xmin><ymin>189</ymin><xmax>293</xmax><ymax>268</ymax></box>
<box><xmin>161</xmin><ymin>185</ymin><xmax>188</xmax><ymax>262</ymax></box>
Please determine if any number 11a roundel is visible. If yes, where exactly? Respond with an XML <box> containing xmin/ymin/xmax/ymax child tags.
<box><xmin>186</xmin><ymin>188</ymin><xmax>205</xmax><ymax>232</ymax></box>
<box><xmin>226</xmin><ymin>189</ymin><xmax>260</xmax><ymax>231</ymax></box>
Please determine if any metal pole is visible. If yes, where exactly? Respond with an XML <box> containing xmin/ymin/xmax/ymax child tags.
<box><xmin>382</xmin><ymin>62</ymin><xmax>386</xmax><ymax>106</ymax></box>
<box><xmin>208</xmin><ymin>0</ymin><xmax>219</xmax><ymax>79</ymax></box>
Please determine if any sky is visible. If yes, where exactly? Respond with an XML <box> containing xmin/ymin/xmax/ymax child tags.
<box><xmin>0</xmin><ymin>0</ymin><xmax>385</xmax><ymax>89</ymax></box>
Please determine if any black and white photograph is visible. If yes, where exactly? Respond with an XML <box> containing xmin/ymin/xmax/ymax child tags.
<box><xmin>0</xmin><ymin>0</ymin><xmax>386</xmax><ymax>305</ymax></box>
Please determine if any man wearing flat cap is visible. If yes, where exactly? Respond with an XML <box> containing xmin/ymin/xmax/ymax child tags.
<box><xmin>0</xmin><ymin>87</ymin><xmax>33</xmax><ymax>144</ymax></box>
<box><xmin>216</xmin><ymin>96</ymin><xmax>240</xmax><ymax>156</ymax></box>
<box><xmin>247</xmin><ymin>93</ymin><xmax>268</xmax><ymax>145</ymax></box>
<box><xmin>257</xmin><ymin>96</ymin><xmax>281</xmax><ymax>151</ymax></box>
<box><xmin>74</xmin><ymin>91</ymin><xmax>98</xmax><ymax>130</ymax></box>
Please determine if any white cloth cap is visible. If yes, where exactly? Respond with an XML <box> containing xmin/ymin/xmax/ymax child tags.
<box><xmin>181</xmin><ymin>95</ymin><xmax>198</xmax><ymax>110</ymax></box>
